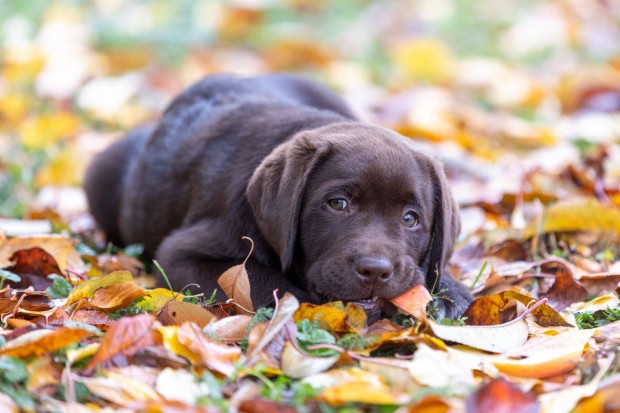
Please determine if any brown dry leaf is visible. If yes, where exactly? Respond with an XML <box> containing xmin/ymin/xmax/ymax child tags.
<box><xmin>157</xmin><ymin>300</ymin><xmax>215</xmax><ymax>328</ymax></box>
<box><xmin>526</xmin><ymin>197</ymin><xmax>620</xmax><ymax>237</ymax></box>
<box><xmin>86</xmin><ymin>313</ymin><xmax>158</xmax><ymax>372</ymax></box>
<box><xmin>86</xmin><ymin>282</ymin><xmax>147</xmax><ymax>312</ymax></box>
<box><xmin>492</xmin><ymin>329</ymin><xmax>594</xmax><ymax>378</ymax></box>
<box><xmin>176</xmin><ymin>321</ymin><xmax>241</xmax><ymax>376</ymax></box>
<box><xmin>217</xmin><ymin>239</ymin><xmax>254</xmax><ymax>314</ymax></box>
<box><xmin>543</xmin><ymin>266</ymin><xmax>588</xmax><ymax>311</ymax></box>
<box><xmin>0</xmin><ymin>327</ymin><xmax>90</xmax><ymax>358</ymax></box>
<box><xmin>71</xmin><ymin>308</ymin><xmax>113</xmax><ymax>328</ymax></box>
<box><xmin>388</xmin><ymin>284</ymin><xmax>433</xmax><ymax>320</ymax></box>
<box><xmin>204</xmin><ymin>314</ymin><xmax>252</xmax><ymax>343</ymax></box>
<box><xmin>66</xmin><ymin>270</ymin><xmax>133</xmax><ymax>307</ymax></box>
<box><xmin>0</xmin><ymin>234</ymin><xmax>86</xmax><ymax>275</ymax></box>
<box><xmin>466</xmin><ymin>377</ymin><xmax>539</xmax><ymax>413</ymax></box>
<box><xmin>294</xmin><ymin>301</ymin><xmax>367</xmax><ymax>334</ymax></box>
<box><xmin>464</xmin><ymin>291</ymin><xmax>571</xmax><ymax>327</ymax></box>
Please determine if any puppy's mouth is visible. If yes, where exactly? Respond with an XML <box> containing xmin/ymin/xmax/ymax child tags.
<box><xmin>347</xmin><ymin>296</ymin><xmax>397</xmax><ymax>324</ymax></box>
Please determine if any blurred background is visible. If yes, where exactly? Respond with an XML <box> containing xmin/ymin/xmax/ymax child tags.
<box><xmin>1</xmin><ymin>0</ymin><xmax>619</xmax><ymax>240</ymax></box>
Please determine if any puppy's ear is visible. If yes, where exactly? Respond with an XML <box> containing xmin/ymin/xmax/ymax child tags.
<box><xmin>426</xmin><ymin>159</ymin><xmax>460</xmax><ymax>293</ymax></box>
<box><xmin>246</xmin><ymin>131</ymin><xmax>331</xmax><ymax>272</ymax></box>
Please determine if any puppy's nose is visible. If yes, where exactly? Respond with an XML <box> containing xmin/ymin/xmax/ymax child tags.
<box><xmin>355</xmin><ymin>255</ymin><xmax>394</xmax><ymax>283</ymax></box>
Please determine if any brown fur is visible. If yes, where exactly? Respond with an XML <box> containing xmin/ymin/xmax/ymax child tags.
<box><xmin>84</xmin><ymin>73</ymin><xmax>472</xmax><ymax>317</ymax></box>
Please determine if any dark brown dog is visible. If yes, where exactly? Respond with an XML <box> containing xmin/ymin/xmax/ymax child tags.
<box><xmin>84</xmin><ymin>74</ymin><xmax>472</xmax><ymax>318</ymax></box>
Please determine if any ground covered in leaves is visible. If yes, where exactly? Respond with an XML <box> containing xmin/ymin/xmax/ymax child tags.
<box><xmin>1</xmin><ymin>1</ymin><xmax>620</xmax><ymax>412</ymax></box>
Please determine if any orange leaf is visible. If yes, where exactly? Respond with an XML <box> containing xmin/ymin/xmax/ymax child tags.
<box><xmin>463</xmin><ymin>291</ymin><xmax>571</xmax><ymax>327</ymax></box>
<box><xmin>176</xmin><ymin>322</ymin><xmax>241</xmax><ymax>376</ymax></box>
<box><xmin>86</xmin><ymin>282</ymin><xmax>147</xmax><ymax>312</ymax></box>
<box><xmin>86</xmin><ymin>313</ymin><xmax>157</xmax><ymax>372</ymax></box>
<box><xmin>0</xmin><ymin>327</ymin><xmax>90</xmax><ymax>358</ymax></box>
<box><xmin>388</xmin><ymin>284</ymin><xmax>433</xmax><ymax>321</ymax></box>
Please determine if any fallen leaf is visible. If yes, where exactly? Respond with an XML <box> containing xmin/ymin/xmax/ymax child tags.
<box><xmin>137</xmin><ymin>288</ymin><xmax>184</xmax><ymax>313</ymax></box>
<box><xmin>428</xmin><ymin>316</ymin><xmax>529</xmax><ymax>354</ymax></box>
<box><xmin>0</xmin><ymin>327</ymin><xmax>90</xmax><ymax>358</ymax></box>
<box><xmin>66</xmin><ymin>271</ymin><xmax>133</xmax><ymax>307</ymax></box>
<box><xmin>156</xmin><ymin>367</ymin><xmax>211</xmax><ymax>405</ymax></box>
<box><xmin>86</xmin><ymin>282</ymin><xmax>147</xmax><ymax>312</ymax></box>
<box><xmin>294</xmin><ymin>301</ymin><xmax>367</xmax><ymax>334</ymax></box>
<box><xmin>389</xmin><ymin>284</ymin><xmax>433</xmax><ymax>320</ymax></box>
<box><xmin>157</xmin><ymin>300</ymin><xmax>215</xmax><ymax>328</ymax></box>
<box><xmin>79</xmin><ymin>373</ymin><xmax>161</xmax><ymax>405</ymax></box>
<box><xmin>26</xmin><ymin>355</ymin><xmax>60</xmax><ymax>393</ymax></box>
<box><xmin>0</xmin><ymin>393</ymin><xmax>18</xmax><ymax>413</ymax></box>
<box><xmin>238</xmin><ymin>398</ymin><xmax>298</xmax><ymax>413</ymax></box>
<box><xmin>281</xmin><ymin>340</ymin><xmax>338</xmax><ymax>379</ymax></box>
<box><xmin>526</xmin><ymin>197</ymin><xmax>620</xmax><ymax>237</ymax></box>
<box><xmin>246</xmin><ymin>292</ymin><xmax>299</xmax><ymax>366</ymax></box>
<box><xmin>0</xmin><ymin>235</ymin><xmax>86</xmax><ymax>275</ymax></box>
<box><xmin>176</xmin><ymin>321</ymin><xmax>241</xmax><ymax>376</ymax></box>
<box><xmin>218</xmin><ymin>238</ymin><xmax>254</xmax><ymax>314</ymax></box>
<box><xmin>86</xmin><ymin>313</ymin><xmax>158</xmax><ymax>372</ymax></box>
<box><xmin>464</xmin><ymin>291</ymin><xmax>571</xmax><ymax>327</ymax></box>
<box><xmin>407</xmin><ymin>343</ymin><xmax>476</xmax><ymax>390</ymax></box>
<box><xmin>318</xmin><ymin>369</ymin><xmax>398</xmax><ymax>406</ymax></box>
<box><xmin>543</xmin><ymin>266</ymin><xmax>588</xmax><ymax>311</ymax></box>
<box><xmin>204</xmin><ymin>314</ymin><xmax>252</xmax><ymax>343</ymax></box>
<box><xmin>492</xmin><ymin>329</ymin><xmax>594</xmax><ymax>378</ymax></box>
<box><xmin>158</xmin><ymin>325</ymin><xmax>202</xmax><ymax>365</ymax></box>
<box><xmin>466</xmin><ymin>377</ymin><xmax>540</xmax><ymax>413</ymax></box>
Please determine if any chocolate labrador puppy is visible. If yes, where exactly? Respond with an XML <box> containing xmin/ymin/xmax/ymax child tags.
<box><xmin>84</xmin><ymin>74</ymin><xmax>472</xmax><ymax>319</ymax></box>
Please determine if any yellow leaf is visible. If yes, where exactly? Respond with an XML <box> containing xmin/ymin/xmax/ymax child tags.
<box><xmin>527</xmin><ymin>197</ymin><xmax>620</xmax><ymax>237</ymax></box>
<box><xmin>492</xmin><ymin>329</ymin><xmax>594</xmax><ymax>378</ymax></box>
<box><xmin>66</xmin><ymin>271</ymin><xmax>133</xmax><ymax>307</ymax></box>
<box><xmin>67</xmin><ymin>342</ymin><xmax>100</xmax><ymax>365</ymax></box>
<box><xmin>390</xmin><ymin>38</ymin><xmax>456</xmax><ymax>84</ymax></box>
<box><xmin>294</xmin><ymin>301</ymin><xmax>367</xmax><ymax>334</ymax></box>
<box><xmin>158</xmin><ymin>325</ymin><xmax>202</xmax><ymax>365</ymax></box>
<box><xmin>35</xmin><ymin>148</ymin><xmax>85</xmax><ymax>186</ymax></box>
<box><xmin>0</xmin><ymin>93</ymin><xmax>29</xmax><ymax>124</ymax></box>
<box><xmin>311</xmin><ymin>368</ymin><xmax>397</xmax><ymax>406</ymax></box>
<box><xmin>19</xmin><ymin>111</ymin><xmax>79</xmax><ymax>149</ymax></box>
<box><xmin>0</xmin><ymin>327</ymin><xmax>90</xmax><ymax>358</ymax></box>
<box><xmin>137</xmin><ymin>288</ymin><xmax>184</xmax><ymax>313</ymax></box>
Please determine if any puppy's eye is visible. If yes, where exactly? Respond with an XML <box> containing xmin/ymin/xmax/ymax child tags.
<box><xmin>402</xmin><ymin>211</ymin><xmax>419</xmax><ymax>228</ymax></box>
<box><xmin>328</xmin><ymin>198</ymin><xmax>349</xmax><ymax>211</ymax></box>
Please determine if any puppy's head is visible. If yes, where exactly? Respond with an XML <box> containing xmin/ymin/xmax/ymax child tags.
<box><xmin>247</xmin><ymin>123</ymin><xmax>459</xmax><ymax>311</ymax></box>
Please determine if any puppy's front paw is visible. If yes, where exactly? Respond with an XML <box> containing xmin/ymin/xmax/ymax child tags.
<box><xmin>436</xmin><ymin>273</ymin><xmax>473</xmax><ymax>319</ymax></box>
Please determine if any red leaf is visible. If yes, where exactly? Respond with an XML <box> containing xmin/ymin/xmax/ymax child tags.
<box><xmin>466</xmin><ymin>378</ymin><xmax>540</xmax><ymax>413</ymax></box>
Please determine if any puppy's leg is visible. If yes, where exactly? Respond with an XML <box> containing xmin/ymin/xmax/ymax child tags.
<box><xmin>154</xmin><ymin>223</ymin><xmax>313</xmax><ymax>308</ymax></box>
<box><xmin>436</xmin><ymin>273</ymin><xmax>473</xmax><ymax>319</ymax></box>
